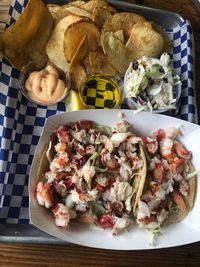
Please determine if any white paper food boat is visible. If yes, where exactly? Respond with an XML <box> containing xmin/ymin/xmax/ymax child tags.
<box><xmin>29</xmin><ymin>110</ymin><xmax>200</xmax><ymax>250</ymax></box>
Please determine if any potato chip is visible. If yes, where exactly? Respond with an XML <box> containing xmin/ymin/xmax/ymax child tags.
<box><xmin>70</xmin><ymin>64</ymin><xmax>87</xmax><ymax>91</ymax></box>
<box><xmin>46</xmin><ymin>14</ymin><xmax>83</xmax><ymax>72</ymax></box>
<box><xmin>152</xmin><ymin>22</ymin><xmax>172</xmax><ymax>53</ymax></box>
<box><xmin>47</xmin><ymin>4</ymin><xmax>61</xmax><ymax>21</ymax></box>
<box><xmin>70</xmin><ymin>35</ymin><xmax>88</xmax><ymax>66</ymax></box>
<box><xmin>103</xmin><ymin>12</ymin><xmax>146</xmax><ymax>41</ymax></box>
<box><xmin>62</xmin><ymin>1</ymin><xmax>86</xmax><ymax>8</ymax></box>
<box><xmin>92</xmin><ymin>7</ymin><xmax>112</xmax><ymax>29</ymax></box>
<box><xmin>69</xmin><ymin>35</ymin><xmax>88</xmax><ymax>90</ymax></box>
<box><xmin>52</xmin><ymin>1</ymin><xmax>86</xmax><ymax>24</ymax></box>
<box><xmin>64</xmin><ymin>20</ymin><xmax>100</xmax><ymax>62</ymax></box>
<box><xmin>82</xmin><ymin>0</ymin><xmax>117</xmax><ymax>13</ymax></box>
<box><xmin>113</xmin><ymin>30</ymin><xmax>124</xmax><ymax>44</ymax></box>
<box><xmin>126</xmin><ymin>21</ymin><xmax>164</xmax><ymax>60</ymax></box>
<box><xmin>0</xmin><ymin>0</ymin><xmax>53</xmax><ymax>70</ymax></box>
<box><xmin>101</xmin><ymin>31</ymin><xmax>128</xmax><ymax>75</ymax></box>
<box><xmin>65</xmin><ymin>6</ymin><xmax>92</xmax><ymax>19</ymax></box>
<box><xmin>83</xmin><ymin>50</ymin><xmax>116</xmax><ymax>76</ymax></box>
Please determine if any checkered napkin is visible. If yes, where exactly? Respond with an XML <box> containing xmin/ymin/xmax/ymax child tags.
<box><xmin>0</xmin><ymin>0</ymin><xmax>197</xmax><ymax>224</ymax></box>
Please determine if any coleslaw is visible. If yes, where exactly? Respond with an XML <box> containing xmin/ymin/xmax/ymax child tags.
<box><xmin>124</xmin><ymin>53</ymin><xmax>181</xmax><ymax>112</ymax></box>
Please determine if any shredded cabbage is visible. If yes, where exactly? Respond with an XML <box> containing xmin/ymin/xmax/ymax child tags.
<box><xmin>124</xmin><ymin>53</ymin><xmax>181</xmax><ymax>112</ymax></box>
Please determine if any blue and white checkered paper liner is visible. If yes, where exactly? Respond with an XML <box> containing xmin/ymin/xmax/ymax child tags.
<box><xmin>0</xmin><ymin>0</ymin><xmax>197</xmax><ymax>224</ymax></box>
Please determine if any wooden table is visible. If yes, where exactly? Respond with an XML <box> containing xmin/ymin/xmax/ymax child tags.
<box><xmin>0</xmin><ymin>1</ymin><xmax>200</xmax><ymax>266</ymax></box>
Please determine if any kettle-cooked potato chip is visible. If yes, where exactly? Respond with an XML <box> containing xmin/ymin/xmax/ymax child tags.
<box><xmin>83</xmin><ymin>50</ymin><xmax>116</xmax><ymax>76</ymax></box>
<box><xmin>70</xmin><ymin>34</ymin><xmax>88</xmax><ymax>67</ymax></box>
<box><xmin>103</xmin><ymin>12</ymin><xmax>146</xmax><ymax>41</ymax></box>
<box><xmin>64</xmin><ymin>6</ymin><xmax>92</xmax><ymax>19</ymax></box>
<box><xmin>70</xmin><ymin>64</ymin><xmax>87</xmax><ymax>91</ymax></box>
<box><xmin>0</xmin><ymin>0</ymin><xmax>53</xmax><ymax>70</ymax></box>
<box><xmin>47</xmin><ymin>4</ymin><xmax>61</xmax><ymax>21</ymax></box>
<box><xmin>69</xmin><ymin>35</ymin><xmax>88</xmax><ymax>90</ymax></box>
<box><xmin>82</xmin><ymin>0</ymin><xmax>117</xmax><ymax>13</ymax></box>
<box><xmin>92</xmin><ymin>7</ymin><xmax>112</xmax><ymax>29</ymax></box>
<box><xmin>126</xmin><ymin>21</ymin><xmax>164</xmax><ymax>60</ymax></box>
<box><xmin>101</xmin><ymin>31</ymin><xmax>128</xmax><ymax>76</ymax></box>
<box><xmin>62</xmin><ymin>1</ymin><xmax>86</xmax><ymax>8</ymax></box>
<box><xmin>51</xmin><ymin>1</ymin><xmax>86</xmax><ymax>24</ymax></box>
<box><xmin>64</xmin><ymin>20</ymin><xmax>100</xmax><ymax>62</ymax></box>
<box><xmin>46</xmin><ymin>14</ymin><xmax>83</xmax><ymax>72</ymax></box>
<box><xmin>113</xmin><ymin>30</ymin><xmax>125</xmax><ymax>44</ymax></box>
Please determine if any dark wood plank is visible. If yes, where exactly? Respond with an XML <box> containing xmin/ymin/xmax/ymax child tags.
<box><xmin>0</xmin><ymin>242</ymin><xmax>200</xmax><ymax>267</ymax></box>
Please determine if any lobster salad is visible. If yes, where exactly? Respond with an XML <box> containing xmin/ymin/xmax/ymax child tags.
<box><xmin>137</xmin><ymin>126</ymin><xmax>196</xmax><ymax>243</ymax></box>
<box><xmin>35</xmin><ymin>120</ymin><xmax>196</xmax><ymax>238</ymax></box>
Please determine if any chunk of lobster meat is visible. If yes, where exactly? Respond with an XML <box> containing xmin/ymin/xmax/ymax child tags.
<box><xmin>55</xmin><ymin>171</ymin><xmax>67</xmax><ymax>181</ymax></box>
<box><xmin>36</xmin><ymin>181</ymin><xmax>54</xmax><ymax>208</ymax></box>
<box><xmin>85</xmin><ymin>145</ymin><xmax>96</xmax><ymax>155</ymax></box>
<box><xmin>138</xmin><ymin>214</ymin><xmax>157</xmax><ymax>225</ymax></box>
<box><xmin>141</xmin><ymin>190</ymin><xmax>155</xmax><ymax>202</ymax></box>
<box><xmin>168</xmin><ymin>158</ymin><xmax>185</xmax><ymax>175</ymax></box>
<box><xmin>152</xmin><ymin>163</ymin><xmax>164</xmax><ymax>184</ymax></box>
<box><xmin>112</xmin><ymin>217</ymin><xmax>132</xmax><ymax>235</ymax></box>
<box><xmin>79</xmin><ymin>120</ymin><xmax>94</xmax><ymax>130</ymax></box>
<box><xmin>97</xmin><ymin>214</ymin><xmax>114</xmax><ymax>229</ymax></box>
<box><xmin>174</xmin><ymin>142</ymin><xmax>191</xmax><ymax>160</ymax></box>
<box><xmin>100</xmin><ymin>135</ymin><xmax>113</xmax><ymax>152</ymax></box>
<box><xmin>179</xmin><ymin>179</ymin><xmax>189</xmax><ymax>197</ymax></box>
<box><xmin>57</xmin><ymin>126</ymin><xmax>70</xmax><ymax>143</ymax></box>
<box><xmin>164</xmin><ymin>127</ymin><xmax>181</xmax><ymax>139</ymax></box>
<box><xmin>53</xmin><ymin>179</ymin><xmax>72</xmax><ymax>197</ymax></box>
<box><xmin>114</xmin><ymin>121</ymin><xmax>131</xmax><ymax>133</ymax></box>
<box><xmin>101</xmin><ymin>150</ymin><xmax>119</xmax><ymax>170</ymax></box>
<box><xmin>104</xmin><ymin>158</ymin><xmax>120</xmax><ymax>171</ymax></box>
<box><xmin>74</xmin><ymin>143</ymin><xmax>85</xmax><ymax>156</ymax></box>
<box><xmin>110</xmin><ymin>201</ymin><xmax>124</xmax><ymax>217</ymax></box>
<box><xmin>150</xmin><ymin>182</ymin><xmax>159</xmax><ymax>194</ymax></box>
<box><xmin>95</xmin><ymin>175</ymin><xmax>109</xmax><ymax>192</ymax></box>
<box><xmin>81</xmin><ymin>164</ymin><xmax>96</xmax><ymax>185</ymax></box>
<box><xmin>54</xmin><ymin>142</ymin><xmax>68</xmax><ymax>153</ymax></box>
<box><xmin>153</xmin><ymin>127</ymin><xmax>180</xmax><ymax>141</ymax></box>
<box><xmin>51</xmin><ymin>203</ymin><xmax>70</xmax><ymax>228</ymax></box>
<box><xmin>97</xmin><ymin>176</ymin><xmax>116</xmax><ymax>193</ymax></box>
<box><xmin>143</xmin><ymin>137</ymin><xmax>158</xmax><ymax>155</ymax></box>
<box><xmin>171</xmin><ymin>190</ymin><xmax>187</xmax><ymax>211</ymax></box>
<box><xmin>51</xmin><ymin>153</ymin><xmax>70</xmax><ymax>171</ymax></box>
<box><xmin>70</xmin><ymin>129</ymin><xmax>87</xmax><ymax>143</ymax></box>
<box><xmin>153</xmin><ymin>129</ymin><xmax>166</xmax><ymax>141</ymax></box>
<box><xmin>159</xmin><ymin>138</ymin><xmax>174</xmax><ymax>162</ymax></box>
<box><xmin>72</xmin><ymin>154</ymin><xmax>86</xmax><ymax>168</ymax></box>
<box><xmin>111</xmin><ymin>133</ymin><xmax>128</xmax><ymax>147</ymax></box>
<box><xmin>126</xmin><ymin>136</ymin><xmax>142</xmax><ymax>152</ymax></box>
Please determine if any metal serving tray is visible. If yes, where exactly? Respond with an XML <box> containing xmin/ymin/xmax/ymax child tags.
<box><xmin>0</xmin><ymin>0</ymin><xmax>192</xmax><ymax>244</ymax></box>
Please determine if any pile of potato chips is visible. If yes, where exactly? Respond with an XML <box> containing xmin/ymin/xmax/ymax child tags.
<box><xmin>0</xmin><ymin>0</ymin><xmax>170</xmax><ymax>91</ymax></box>
<box><xmin>47</xmin><ymin>0</ymin><xmax>170</xmax><ymax>90</ymax></box>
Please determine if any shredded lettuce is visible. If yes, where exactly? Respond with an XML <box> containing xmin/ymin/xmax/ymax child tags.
<box><xmin>148</xmin><ymin>227</ymin><xmax>162</xmax><ymax>247</ymax></box>
<box><xmin>169</xmin><ymin>202</ymin><xmax>179</xmax><ymax>213</ymax></box>
<box><xmin>186</xmin><ymin>169</ymin><xmax>199</xmax><ymax>180</ymax></box>
<box><xmin>95</xmin><ymin>125</ymin><xmax>112</xmax><ymax>137</ymax></box>
<box><xmin>125</xmin><ymin>193</ymin><xmax>134</xmax><ymax>212</ymax></box>
<box><xmin>87</xmin><ymin>152</ymin><xmax>99</xmax><ymax>166</ymax></box>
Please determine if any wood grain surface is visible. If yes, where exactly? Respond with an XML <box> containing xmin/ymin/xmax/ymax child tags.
<box><xmin>0</xmin><ymin>1</ymin><xmax>200</xmax><ymax>267</ymax></box>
